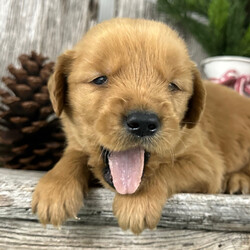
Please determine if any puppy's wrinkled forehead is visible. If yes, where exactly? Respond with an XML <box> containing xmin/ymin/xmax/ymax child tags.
<box><xmin>72</xmin><ymin>18</ymin><xmax>190</xmax><ymax>77</ymax></box>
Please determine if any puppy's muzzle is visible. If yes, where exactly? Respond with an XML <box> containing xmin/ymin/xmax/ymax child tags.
<box><xmin>125</xmin><ymin>111</ymin><xmax>160</xmax><ymax>137</ymax></box>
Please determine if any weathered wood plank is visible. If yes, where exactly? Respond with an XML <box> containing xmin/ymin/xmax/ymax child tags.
<box><xmin>1</xmin><ymin>168</ymin><xmax>250</xmax><ymax>232</ymax></box>
<box><xmin>1</xmin><ymin>221</ymin><xmax>250</xmax><ymax>250</ymax></box>
<box><xmin>1</xmin><ymin>168</ymin><xmax>250</xmax><ymax>249</ymax></box>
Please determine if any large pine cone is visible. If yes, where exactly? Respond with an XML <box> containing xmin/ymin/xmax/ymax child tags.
<box><xmin>0</xmin><ymin>52</ymin><xmax>65</xmax><ymax>170</ymax></box>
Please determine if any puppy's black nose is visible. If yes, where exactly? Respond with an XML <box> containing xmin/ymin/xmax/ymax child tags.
<box><xmin>125</xmin><ymin>111</ymin><xmax>160</xmax><ymax>137</ymax></box>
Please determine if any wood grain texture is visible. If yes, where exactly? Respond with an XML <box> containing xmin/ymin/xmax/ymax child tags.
<box><xmin>1</xmin><ymin>168</ymin><xmax>250</xmax><ymax>249</ymax></box>
<box><xmin>0</xmin><ymin>0</ymin><xmax>97</xmax><ymax>80</ymax></box>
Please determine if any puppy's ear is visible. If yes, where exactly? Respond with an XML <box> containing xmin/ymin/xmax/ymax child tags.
<box><xmin>48</xmin><ymin>50</ymin><xmax>74</xmax><ymax>116</ymax></box>
<box><xmin>182</xmin><ymin>63</ymin><xmax>206</xmax><ymax>129</ymax></box>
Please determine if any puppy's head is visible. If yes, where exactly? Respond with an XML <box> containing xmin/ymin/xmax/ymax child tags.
<box><xmin>48</xmin><ymin>18</ymin><xmax>205</xmax><ymax>194</ymax></box>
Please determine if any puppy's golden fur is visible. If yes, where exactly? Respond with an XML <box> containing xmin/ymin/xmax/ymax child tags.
<box><xmin>32</xmin><ymin>18</ymin><xmax>250</xmax><ymax>234</ymax></box>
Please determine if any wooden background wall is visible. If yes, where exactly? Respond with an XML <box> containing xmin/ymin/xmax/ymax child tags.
<box><xmin>0</xmin><ymin>0</ymin><xmax>207</xmax><ymax>83</ymax></box>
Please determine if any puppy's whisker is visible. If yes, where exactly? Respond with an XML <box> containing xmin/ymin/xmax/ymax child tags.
<box><xmin>165</xmin><ymin>128</ymin><xmax>189</xmax><ymax>137</ymax></box>
<box><xmin>180</xmin><ymin>121</ymin><xmax>201</xmax><ymax>126</ymax></box>
<box><xmin>164</xmin><ymin>128</ymin><xmax>188</xmax><ymax>150</ymax></box>
<box><xmin>98</xmin><ymin>145</ymin><xmax>107</xmax><ymax>163</ymax></box>
<box><xmin>177</xmin><ymin>136</ymin><xmax>187</xmax><ymax>149</ymax></box>
<box><xmin>165</xmin><ymin>128</ymin><xmax>180</xmax><ymax>132</ymax></box>
<box><xmin>161</xmin><ymin>137</ymin><xmax>175</xmax><ymax>167</ymax></box>
<box><xmin>152</xmin><ymin>133</ymin><xmax>175</xmax><ymax>167</ymax></box>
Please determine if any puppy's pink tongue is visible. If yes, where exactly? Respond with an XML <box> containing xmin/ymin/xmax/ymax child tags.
<box><xmin>108</xmin><ymin>147</ymin><xmax>144</xmax><ymax>195</ymax></box>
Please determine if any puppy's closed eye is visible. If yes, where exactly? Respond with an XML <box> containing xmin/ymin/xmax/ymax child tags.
<box><xmin>168</xmin><ymin>82</ymin><xmax>181</xmax><ymax>92</ymax></box>
<box><xmin>92</xmin><ymin>76</ymin><xmax>108</xmax><ymax>85</ymax></box>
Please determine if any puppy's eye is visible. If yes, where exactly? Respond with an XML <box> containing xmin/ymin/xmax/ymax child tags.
<box><xmin>92</xmin><ymin>76</ymin><xmax>108</xmax><ymax>85</ymax></box>
<box><xmin>168</xmin><ymin>82</ymin><xmax>181</xmax><ymax>92</ymax></box>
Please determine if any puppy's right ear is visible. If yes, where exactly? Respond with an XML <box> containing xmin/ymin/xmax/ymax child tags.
<box><xmin>48</xmin><ymin>50</ymin><xmax>74</xmax><ymax>117</ymax></box>
<box><xmin>182</xmin><ymin>63</ymin><xmax>206</xmax><ymax>129</ymax></box>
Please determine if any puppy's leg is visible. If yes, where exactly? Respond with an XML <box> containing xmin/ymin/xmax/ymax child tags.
<box><xmin>32</xmin><ymin>148</ymin><xmax>90</xmax><ymax>227</ymax></box>
<box><xmin>224</xmin><ymin>162</ymin><xmax>250</xmax><ymax>194</ymax></box>
<box><xmin>113</xmin><ymin>153</ymin><xmax>223</xmax><ymax>234</ymax></box>
<box><xmin>113</xmin><ymin>178</ymin><xmax>167</xmax><ymax>235</ymax></box>
<box><xmin>166</xmin><ymin>154</ymin><xmax>224</xmax><ymax>194</ymax></box>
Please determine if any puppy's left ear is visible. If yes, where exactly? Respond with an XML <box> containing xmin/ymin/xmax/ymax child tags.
<box><xmin>48</xmin><ymin>50</ymin><xmax>74</xmax><ymax>117</ymax></box>
<box><xmin>182</xmin><ymin>63</ymin><xmax>206</xmax><ymax>129</ymax></box>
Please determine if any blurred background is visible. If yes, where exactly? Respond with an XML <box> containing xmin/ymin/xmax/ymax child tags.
<box><xmin>0</xmin><ymin>0</ymin><xmax>208</xmax><ymax>79</ymax></box>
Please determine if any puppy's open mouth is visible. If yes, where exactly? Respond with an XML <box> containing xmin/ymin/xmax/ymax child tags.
<box><xmin>102</xmin><ymin>147</ymin><xmax>150</xmax><ymax>195</ymax></box>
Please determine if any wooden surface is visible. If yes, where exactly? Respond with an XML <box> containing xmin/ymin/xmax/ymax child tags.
<box><xmin>0</xmin><ymin>0</ymin><xmax>207</xmax><ymax>82</ymax></box>
<box><xmin>1</xmin><ymin>168</ymin><xmax>250</xmax><ymax>249</ymax></box>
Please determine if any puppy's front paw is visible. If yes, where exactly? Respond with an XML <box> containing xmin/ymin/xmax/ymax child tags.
<box><xmin>224</xmin><ymin>172</ymin><xmax>250</xmax><ymax>194</ymax></box>
<box><xmin>113</xmin><ymin>193</ymin><xmax>163</xmax><ymax>234</ymax></box>
<box><xmin>32</xmin><ymin>171</ymin><xmax>84</xmax><ymax>227</ymax></box>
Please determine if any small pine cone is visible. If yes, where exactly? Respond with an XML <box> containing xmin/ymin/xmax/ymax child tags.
<box><xmin>0</xmin><ymin>51</ymin><xmax>66</xmax><ymax>170</ymax></box>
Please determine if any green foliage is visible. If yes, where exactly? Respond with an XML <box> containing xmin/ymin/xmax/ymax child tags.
<box><xmin>240</xmin><ymin>25</ymin><xmax>250</xmax><ymax>56</ymax></box>
<box><xmin>157</xmin><ymin>0</ymin><xmax>250</xmax><ymax>57</ymax></box>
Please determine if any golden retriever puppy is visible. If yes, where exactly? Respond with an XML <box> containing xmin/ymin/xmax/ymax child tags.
<box><xmin>32</xmin><ymin>18</ymin><xmax>250</xmax><ymax>234</ymax></box>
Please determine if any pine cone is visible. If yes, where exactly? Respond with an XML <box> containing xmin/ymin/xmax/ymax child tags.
<box><xmin>0</xmin><ymin>51</ymin><xmax>65</xmax><ymax>170</ymax></box>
